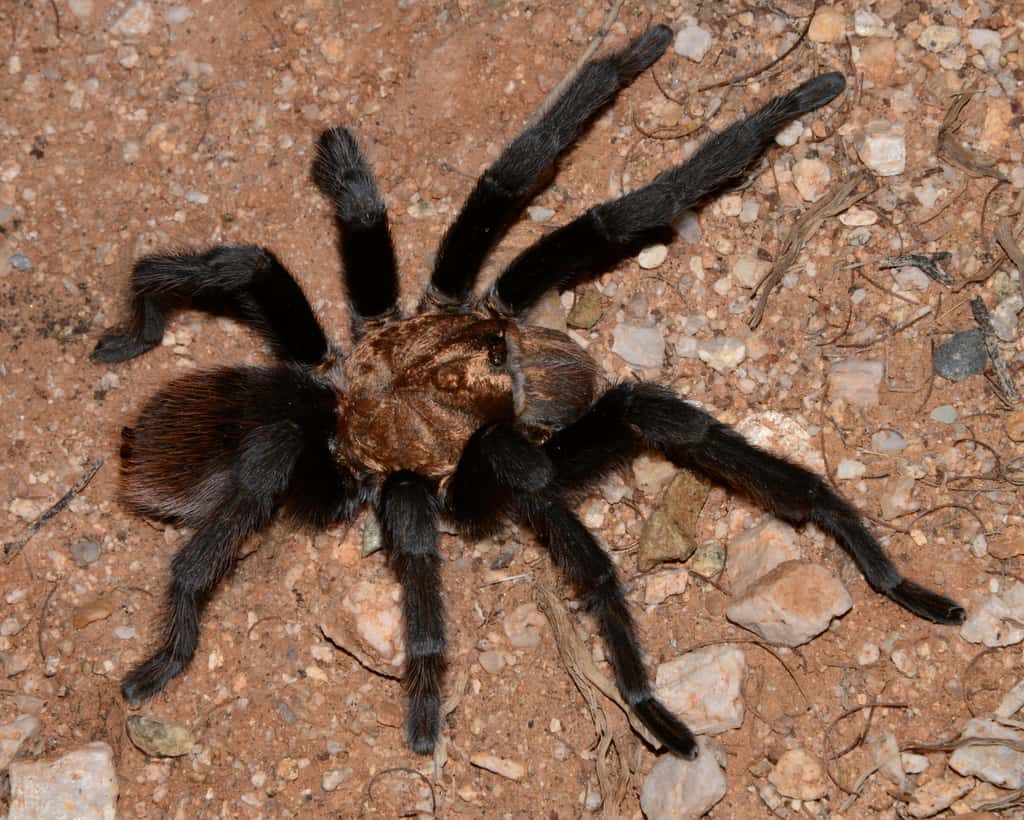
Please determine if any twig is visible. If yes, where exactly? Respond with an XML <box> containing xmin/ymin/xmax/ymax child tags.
<box><xmin>878</xmin><ymin>252</ymin><xmax>953</xmax><ymax>286</ymax></box>
<box><xmin>995</xmin><ymin>216</ymin><xmax>1024</xmax><ymax>276</ymax></box>
<box><xmin>937</xmin><ymin>91</ymin><xmax>1009</xmax><ymax>181</ymax></box>
<box><xmin>972</xmin><ymin>296</ymin><xmax>1020</xmax><ymax>404</ymax></box>
<box><xmin>536</xmin><ymin>0</ymin><xmax>625</xmax><ymax>118</ymax></box>
<box><xmin>48</xmin><ymin>0</ymin><xmax>61</xmax><ymax>41</ymax></box>
<box><xmin>37</xmin><ymin>583</ymin><xmax>58</xmax><ymax>664</ymax></box>
<box><xmin>366</xmin><ymin>767</ymin><xmax>436</xmax><ymax>817</ymax></box>
<box><xmin>3</xmin><ymin>459</ymin><xmax>104</xmax><ymax>563</ymax></box>
<box><xmin>697</xmin><ymin>0</ymin><xmax>818</xmax><ymax>92</ymax></box>
<box><xmin>749</xmin><ymin>171</ymin><xmax>871</xmax><ymax>328</ymax></box>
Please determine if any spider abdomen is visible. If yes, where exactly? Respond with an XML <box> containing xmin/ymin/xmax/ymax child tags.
<box><xmin>338</xmin><ymin>313</ymin><xmax>599</xmax><ymax>477</ymax></box>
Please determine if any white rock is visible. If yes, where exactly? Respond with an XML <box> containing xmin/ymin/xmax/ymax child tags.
<box><xmin>950</xmin><ymin>718</ymin><xmax>1024</xmax><ymax>788</ymax></box>
<box><xmin>774</xmin><ymin>120</ymin><xmax>803</xmax><ymax>147</ymax></box>
<box><xmin>502</xmin><ymin>602</ymin><xmax>545</xmax><ymax>650</ymax></box>
<box><xmin>995</xmin><ymin>678</ymin><xmax>1024</xmax><ymax>719</ymax></box>
<box><xmin>632</xmin><ymin>454</ymin><xmax>677</xmax><ymax>496</ymax></box>
<box><xmin>967</xmin><ymin>28</ymin><xmax>1001</xmax><ymax>52</ymax></box>
<box><xmin>163</xmin><ymin>5</ymin><xmax>193</xmax><ymax>24</ymax></box>
<box><xmin>338</xmin><ymin>579</ymin><xmax>405</xmax><ymax>667</ymax></box>
<box><xmin>527</xmin><ymin>205</ymin><xmax>554</xmax><ymax>223</ymax></box>
<box><xmin>640</xmin><ymin>737</ymin><xmax>727</xmax><ymax>819</ymax></box>
<box><xmin>901</xmin><ymin>752</ymin><xmax>929</xmax><ymax>774</ymax></box>
<box><xmin>853</xmin><ymin>10</ymin><xmax>887</xmax><ymax>37</ymax></box>
<box><xmin>612</xmin><ymin>324</ymin><xmax>665</xmax><ymax>368</ymax></box>
<box><xmin>839</xmin><ymin>205</ymin><xmax>878</xmax><ymax>226</ymax></box>
<box><xmin>68</xmin><ymin>0</ymin><xmax>93</xmax><ymax>19</ymax></box>
<box><xmin>638</xmin><ymin>244</ymin><xmax>669</xmax><ymax>269</ymax></box>
<box><xmin>793</xmin><ymin>158</ymin><xmax>832</xmax><ymax>202</ymax></box>
<box><xmin>654</xmin><ymin>645</ymin><xmax>746</xmax><ymax>734</ymax></box>
<box><xmin>8</xmin><ymin>742</ymin><xmax>117</xmax><ymax>820</ymax></box>
<box><xmin>960</xmin><ymin>583</ymin><xmax>1024</xmax><ymax>647</ymax></box>
<box><xmin>725</xmin><ymin>518</ymin><xmax>802</xmax><ymax>594</ymax></box>
<box><xmin>879</xmin><ymin>475</ymin><xmax>919</xmax><ymax>519</ymax></box>
<box><xmin>673</xmin><ymin>24</ymin><xmax>713</xmax><ymax>63</ymax></box>
<box><xmin>726</xmin><ymin>560</ymin><xmax>853</xmax><ymax>646</ymax></box>
<box><xmin>470</xmin><ymin>753</ymin><xmax>525</xmax><ymax>781</ymax></box>
<box><xmin>836</xmin><ymin>458</ymin><xmax>866</xmax><ymax>479</ymax></box>
<box><xmin>321</xmin><ymin>768</ymin><xmax>352</xmax><ymax>792</ymax></box>
<box><xmin>736</xmin><ymin>412</ymin><xmax>825</xmax><ymax>473</ymax></box>
<box><xmin>829</xmin><ymin>359</ymin><xmax>883</xmax><ymax>406</ymax></box>
<box><xmin>907</xmin><ymin>775</ymin><xmax>974</xmax><ymax>818</ymax></box>
<box><xmin>917</xmin><ymin>25</ymin><xmax>961</xmax><ymax>53</ymax></box>
<box><xmin>697</xmin><ymin>337</ymin><xmax>746</xmax><ymax>373</ymax></box>
<box><xmin>0</xmin><ymin>715</ymin><xmax>40</xmax><ymax>770</ymax></box>
<box><xmin>854</xmin><ymin>121</ymin><xmax>906</xmax><ymax>177</ymax></box>
<box><xmin>644</xmin><ymin>568</ymin><xmax>689</xmax><ymax>606</ymax></box>
<box><xmin>731</xmin><ymin>254</ymin><xmax>770</xmax><ymax>288</ymax></box>
<box><xmin>768</xmin><ymin>747</ymin><xmax>829</xmax><ymax>800</ymax></box>
<box><xmin>109</xmin><ymin>1</ymin><xmax>153</xmax><ymax>37</ymax></box>
<box><xmin>870</xmin><ymin>731</ymin><xmax>906</xmax><ymax>789</ymax></box>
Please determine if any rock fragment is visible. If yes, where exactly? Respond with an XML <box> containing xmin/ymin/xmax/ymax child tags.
<box><xmin>8</xmin><ymin>742</ymin><xmax>118</xmax><ymax>820</ymax></box>
<box><xmin>126</xmin><ymin>715</ymin><xmax>195</xmax><ymax>757</ymax></box>
<box><xmin>470</xmin><ymin>753</ymin><xmax>525</xmax><ymax>781</ymax></box>
<box><xmin>640</xmin><ymin>737</ymin><xmax>727</xmax><ymax>819</ymax></box>
<box><xmin>726</xmin><ymin>560</ymin><xmax>852</xmax><ymax>646</ymax></box>
<box><xmin>907</xmin><ymin>775</ymin><xmax>974</xmax><ymax>818</ymax></box>
<box><xmin>768</xmin><ymin>747</ymin><xmax>829</xmax><ymax>800</ymax></box>
<box><xmin>654</xmin><ymin>645</ymin><xmax>746</xmax><ymax>734</ymax></box>
<box><xmin>828</xmin><ymin>359</ymin><xmax>883</xmax><ymax>406</ymax></box>
<box><xmin>725</xmin><ymin>518</ymin><xmax>802</xmax><ymax>594</ymax></box>
<box><xmin>933</xmin><ymin>329</ymin><xmax>987</xmax><ymax>381</ymax></box>
<box><xmin>0</xmin><ymin>714</ymin><xmax>41</xmax><ymax>770</ymax></box>
<box><xmin>854</xmin><ymin>121</ymin><xmax>906</xmax><ymax>176</ymax></box>
<box><xmin>950</xmin><ymin>718</ymin><xmax>1024</xmax><ymax>788</ymax></box>
<box><xmin>612</xmin><ymin>324</ymin><xmax>664</xmax><ymax>369</ymax></box>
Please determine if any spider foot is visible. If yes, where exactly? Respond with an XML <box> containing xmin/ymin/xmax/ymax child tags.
<box><xmin>91</xmin><ymin>330</ymin><xmax>157</xmax><ymax>364</ymax></box>
<box><xmin>887</xmin><ymin>579</ymin><xmax>966</xmax><ymax>625</ymax></box>
<box><xmin>633</xmin><ymin>696</ymin><xmax>698</xmax><ymax>759</ymax></box>
<box><xmin>121</xmin><ymin>653</ymin><xmax>184</xmax><ymax>704</ymax></box>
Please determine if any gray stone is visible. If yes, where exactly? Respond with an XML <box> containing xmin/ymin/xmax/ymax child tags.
<box><xmin>8</xmin><ymin>742</ymin><xmax>117</xmax><ymax>820</ymax></box>
<box><xmin>697</xmin><ymin>337</ymin><xmax>746</xmax><ymax>373</ymax></box>
<box><xmin>126</xmin><ymin>715</ymin><xmax>195</xmax><ymax>757</ymax></box>
<box><xmin>9</xmin><ymin>253</ymin><xmax>31</xmax><ymax>270</ymax></box>
<box><xmin>640</xmin><ymin>737</ymin><xmax>726</xmax><ymax>819</ymax></box>
<box><xmin>526</xmin><ymin>205</ymin><xmax>554</xmax><ymax>223</ymax></box>
<box><xmin>612</xmin><ymin>323</ymin><xmax>665</xmax><ymax>368</ymax></box>
<box><xmin>69</xmin><ymin>539</ymin><xmax>102</xmax><ymax>566</ymax></box>
<box><xmin>950</xmin><ymin>718</ymin><xmax>1024</xmax><ymax>788</ymax></box>
<box><xmin>654</xmin><ymin>645</ymin><xmax>746</xmax><ymax>734</ymax></box>
<box><xmin>933</xmin><ymin>329</ymin><xmax>986</xmax><ymax>381</ymax></box>
<box><xmin>930</xmin><ymin>404</ymin><xmax>958</xmax><ymax>423</ymax></box>
<box><xmin>673</xmin><ymin>23</ymin><xmax>713</xmax><ymax>63</ymax></box>
<box><xmin>871</xmin><ymin>430</ymin><xmax>906</xmax><ymax>452</ymax></box>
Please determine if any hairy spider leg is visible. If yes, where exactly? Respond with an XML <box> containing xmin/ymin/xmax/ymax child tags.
<box><xmin>91</xmin><ymin>245</ymin><xmax>330</xmax><ymax>366</ymax></box>
<box><xmin>377</xmin><ymin>472</ymin><xmax>447</xmax><ymax>754</ymax></box>
<box><xmin>447</xmin><ymin>424</ymin><xmax>698</xmax><ymax>758</ymax></box>
<box><xmin>312</xmin><ymin>127</ymin><xmax>400</xmax><ymax>335</ymax></box>
<box><xmin>425</xmin><ymin>25</ymin><xmax>673</xmax><ymax>309</ymax></box>
<box><xmin>120</xmin><ymin>366</ymin><xmax>363</xmax><ymax>701</ymax></box>
<box><xmin>489</xmin><ymin>73</ymin><xmax>847</xmax><ymax>317</ymax></box>
<box><xmin>545</xmin><ymin>382</ymin><xmax>966</xmax><ymax>625</ymax></box>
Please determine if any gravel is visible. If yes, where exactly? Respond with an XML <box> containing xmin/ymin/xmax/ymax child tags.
<box><xmin>126</xmin><ymin>715</ymin><xmax>195</xmax><ymax>757</ymax></box>
<box><xmin>933</xmin><ymin>329</ymin><xmax>988</xmax><ymax>381</ymax></box>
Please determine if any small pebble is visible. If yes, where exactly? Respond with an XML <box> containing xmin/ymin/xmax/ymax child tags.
<box><xmin>126</xmin><ymin>715</ymin><xmax>194</xmax><ymax>757</ymax></box>
<box><xmin>871</xmin><ymin>430</ymin><xmax>905</xmax><ymax>452</ymax></box>
<box><xmin>792</xmin><ymin>158</ymin><xmax>831</xmax><ymax>202</ymax></box>
<box><xmin>930</xmin><ymin>405</ymin><xmax>957</xmax><ymax>424</ymax></box>
<box><xmin>527</xmin><ymin>206</ymin><xmax>554</xmax><ymax>223</ymax></box>
<box><xmin>69</xmin><ymin>539</ymin><xmax>101</xmax><ymax>567</ymax></box>
<box><xmin>113</xmin><ymin>625</ymin><xmax>136</xmax><ymax>640</ymax></box>
<box><xmin>774</xmin><ymin>120</ymin><xmax>803</xmax><ymax>147</ymax></box>
<box><xmin>673</xmin><ymin>22</ymin><xmax>713</xmax><ymax>63</ymax></box>
<box><xmin>640</xmin><ymin>737</ymin><xmax>726</xmax><ymax>819</ymax></box>
<box><xmin>637</xmin><ymin>244</ymin><xmax>668</xmax><ymax>270</ymax></box>
<box><xmin>321</xmin><ymin>768</ymin><xmax>352</xmax><ymax>792</ymax></box>
<box><xmin>917</xmin><ymin>25</ymin><xmax>960</xmax><ymax>53</ymax></box>
<box><xmin>768</xmin><ymin>748</ymin><xmax>829</xmax><ymax>800</ymax></box>
<box><xmin>611</xmin><ymin>324</ymin><xmax>664</xmax><ymax>369</ymax></box>
<box><xmin>808</xmin><ymin>6</ymin><xmax>844</xmax><ymax>43</ymax></box>
<box><xmin>697</xmin><ymin>337</ymin><xmax>746</xmax><ymax>373</ymax></box>
<box><xmin>854</xmin><ymin>121</ymin><xmax>906</xmax><ymax>176</ymax></box>
<box><xmin>9</xmin><ymin>253</ymin><xmax>32</xmax><ymax>271</ymax></box>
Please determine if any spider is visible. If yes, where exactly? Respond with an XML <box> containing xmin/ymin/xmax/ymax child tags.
<box><xmin>92</xmin><ymin>26</ymin><xmax>965</xmax><ymax>761</ymax></box>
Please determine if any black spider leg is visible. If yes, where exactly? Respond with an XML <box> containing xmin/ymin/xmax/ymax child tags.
<box><xmin>122</xmin><ymin>420</ymin><xmax>305</xmax><ymax>702</ymax></box>
<box><xmin>92</xmin><ymin>245</ymin><xmax>331</xmax><ymax>366</ymax></box>
<box><xmin>545</xmin><ymin>383</ymin><xmax>966</xmax><ymax>625</ymax></box>
<box><xmin>489</xmin><ymin>72</ymin><xmax>848</xmax><ymax>317</ymax></box>
<box><xmin>312</xmin><ymin>127</ymin><xmax>400</xmax><ymax>337</ymax></box>
<box><xmin>424</xmin><ymin>25</ymin><xmax>673</xmax><ymax>309</ymax></box>
<box><xmin>447</xmin><ymin>424</ymin><xmax>698</xmax><ymax>759</ymax></box>
<box><xmin>377</xmin><ymin>472</ymin><xmax>446</xmax><ymax>754</ymax></box>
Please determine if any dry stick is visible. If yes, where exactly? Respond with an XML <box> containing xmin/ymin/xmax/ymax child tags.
<box><xmin>697</xmin><ymin>0</ymin><xmax>819</xmax><ymax>92</ymax></box>
<box><xmin>971</xmin><ymin>296</ymin><xmax>1021</xmax><ymax>404</ymax></box>
<box><xmin>996</xmin><ymin>215</ymin><xmax>1024</xmax><ymax>275</ymax></box>
<box><xmin>749</xmin><ymin>171</ymin><xmax>871</xmax><ymax>329</ymax></box>
<box><xmin>535</xmin><ymin>0</ymin><xmax>625</xmax><ymax>119</ymax></box>
<box><xmin>878</xmin><ymin>252</ymin><xmax>953</xmax><ymax>286</ymax></box>
<box><xmin>2</xmin><ymin>459</ymin><xmax>104</xmax><ymax>564</ymax></box>
<box><xmin>937</xmin><ymin>91</ymin><xmax>1009</xmax><ymax>182</ymax></box>
<box><xmin>534</xmin><ymin>582</ymin><xmax>636</xmax><ymax>820</ymax></box>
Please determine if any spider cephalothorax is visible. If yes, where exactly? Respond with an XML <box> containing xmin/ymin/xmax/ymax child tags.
<box><xmin>93</xmin><ymin>25</ymin><xmax>965</xmax><ymax>763</ymax></box>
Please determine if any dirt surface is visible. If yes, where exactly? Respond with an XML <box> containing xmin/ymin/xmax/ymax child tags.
<box><xmin>1</xmin><ymin>0</ymin><xmax>1023</xmax><ymax>818</ymax></box>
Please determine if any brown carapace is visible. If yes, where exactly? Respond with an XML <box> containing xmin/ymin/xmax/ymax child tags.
<box><xmin>339</xmin><ymin>313</ymin><xmax>598</xmax><ymax>477</ymax></box>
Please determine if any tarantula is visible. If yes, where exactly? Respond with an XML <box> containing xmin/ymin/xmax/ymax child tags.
<box><xmin>92</xmin><ymin>26</ymin><xmax>965</xmax><ymax>760</ymax></box>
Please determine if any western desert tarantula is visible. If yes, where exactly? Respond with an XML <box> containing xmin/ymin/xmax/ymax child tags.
<box><xmin>93</xmin><ymin>26</ymin><xmax>965</xmax><ymax>760</ymax></box>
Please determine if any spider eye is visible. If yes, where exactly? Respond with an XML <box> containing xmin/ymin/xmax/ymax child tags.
<box><xmin>485</xmin><ymin>332</ymin><xmax>507</xmax><ymax>367</ymax></box>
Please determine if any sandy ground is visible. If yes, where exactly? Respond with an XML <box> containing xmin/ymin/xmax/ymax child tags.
<box><xmin>1</xmin><ymin>0</ymin><xmax>1023</xmax><ymax>817</ymax></box>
